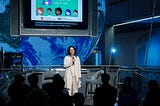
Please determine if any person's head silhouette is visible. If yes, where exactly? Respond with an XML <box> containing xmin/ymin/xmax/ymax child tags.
<box><xmin>100</xmin><ymin>73</ymin><xmax>110</xmax><ymax>84</ymax></box>
<box><xmin>28</xmin><ymin>73</ymin><xmax>39</xmax><ymax>88</ymax></box>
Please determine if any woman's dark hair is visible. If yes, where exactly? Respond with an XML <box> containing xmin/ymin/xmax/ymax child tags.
<box><xmin>55</xmin><ymin>7</ymin><xmax>62</xmax><ymax>15</ymax></box>
<box><xmin>67</xmin><ymin>46</ymin><xmax>77</xmax><ymax>56</ymax></box>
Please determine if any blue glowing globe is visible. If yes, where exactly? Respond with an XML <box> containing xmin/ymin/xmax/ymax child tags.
<box><xmin>0</xmin><ymin>0</ymin><xmax>106</xmax><ymax>66</ymax></box>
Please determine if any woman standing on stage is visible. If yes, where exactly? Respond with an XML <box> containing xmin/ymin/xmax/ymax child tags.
<box><xmin>63</xmin><ymin>46</ymin><xmax>81</xmax><ymax>96</ymax></box>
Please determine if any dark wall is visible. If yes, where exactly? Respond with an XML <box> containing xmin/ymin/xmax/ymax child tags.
<box><xmin>113</xmin><ymin>28</ymin><xmax>160</xmax><ymax>66</ymax></box>
<box><xmin>114</xmin><ymin>30</ymin><xmax>147</xmax><ymax>65</ymax></box>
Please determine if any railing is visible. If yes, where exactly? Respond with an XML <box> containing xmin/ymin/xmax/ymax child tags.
<box><xmin>1</xmin><ymin>65</ymin><xmax>160</xmax><ymax>84</ymax></box>
<box><xmin>116</xmin><ymin>65</ymin><xmax>160</xmax><ymax>105</ymax></box>
<box><xmin>0</xmin><ymin>65</ymin><xmax>120</xmax><ymax>92</ymax></box>
<box><xmin>116</xmin><ymin>65</ymin><xmax>160</xmax><ymax>85</ymax></box>
<box><xmin>1</xmin><ymin>65</ymin><xmax>160</xmax><ymax>96</ymax></box>
<box><xmin>116</xmin><ymin>66</ymin><xmax>151</xmax><ymax>87</ymax></box>
<box><xmin>22</xmin><ymin>65</ymin><xmax>121</xmax><ymax>71</ymax></box>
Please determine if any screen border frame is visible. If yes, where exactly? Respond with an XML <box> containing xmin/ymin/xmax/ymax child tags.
<box><xmin>10</xmin><ymin>0</ymin><xmax>98</xmax><ymax>36</ymax></box>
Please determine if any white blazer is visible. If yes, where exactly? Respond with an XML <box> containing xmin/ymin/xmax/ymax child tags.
<box><xmin>63</xmin><ymin>55</ymin><xmax>81</xmax><ymax>89</ymax></box>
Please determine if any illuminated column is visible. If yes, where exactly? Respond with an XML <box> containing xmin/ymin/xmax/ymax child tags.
<box><xmin>104</xmin><ymin>25</ymin><xmax>115</xmax><ymax>66</ymax></box>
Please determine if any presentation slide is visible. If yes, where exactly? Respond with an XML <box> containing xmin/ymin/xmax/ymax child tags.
<box><xmin>31</xmin><ymin>0</ymin><xmax>83</xmax><ymax>22</ymax></box>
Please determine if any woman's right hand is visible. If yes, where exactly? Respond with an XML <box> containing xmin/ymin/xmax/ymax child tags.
<box><xmin>71</xmin><ymin>56</ymin><xmax>75</xmax><ymax>65</ymax></box>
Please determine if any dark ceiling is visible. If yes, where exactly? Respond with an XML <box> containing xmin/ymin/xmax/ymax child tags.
<box><xmin>105</xmin><ymin>0</ymin><xmax>160</xmax><ymax>33</ymax></box>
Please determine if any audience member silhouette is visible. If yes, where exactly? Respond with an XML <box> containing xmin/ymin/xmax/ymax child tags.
<box><xmin>27</xmin><ymin>73</ymin><xmax>39</xmax><ymax>90</ymax></box>
<box><xmin>6</xmin><ymin>74</ymin><xmax>30</xmax><ymax>106</ymax></box>
<box><xmin>118</xmin><ymin>76</ymin><xmax>138</xmax><ymax>106</ymax></box>
<box><xmin>24</xmin><ymin>88</ymin><xmax>49</xmax><ymax>106</ymax></box>
<box><xmin>0</xmin><ymin>92</ymin><xmax>6</xmax><ymax>106</ymax></box>
<box><xmin>93</xmin><ymin>73</ymin><xmax>117</xmax><ymax>106</ymax></box>
<box><xmin>42</xmin><ymin>73</ymin><xmax>73</xmax><ymax>106</ymax></box>
<box><xmin>72</xmin><ymin>92</ymin><xmax>85</xmax><ymax>106</ymax></box>
<box><xmin>42</xmin><ymin>82</ymin><xmax>54</xmax><ymax>97</ymax></box>
<box><xmin>24</xmin><ymin>72</ymin><xmax>50</xmax><ymax>106</ymax></box>
<box><xmin>143</xmin><ymin>80</ymin><xmax>160</xmax><ymax>106</ymax></box>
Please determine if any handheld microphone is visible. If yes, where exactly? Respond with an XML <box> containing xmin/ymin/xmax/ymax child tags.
<box><xmin>72</xmin><ymin>57</ymin><xmax>75</xmax><ymax>65</ymax></box>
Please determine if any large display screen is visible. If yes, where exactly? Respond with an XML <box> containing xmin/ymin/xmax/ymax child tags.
<box><xmin>10</xmin><ymin>0</ymin><xmax>97</xmax><ymax>36</ymax></box>
<box><xmin>24</xmin><ymin>0</ymin><xmax>88</xmax><ymax>29</ymax></box>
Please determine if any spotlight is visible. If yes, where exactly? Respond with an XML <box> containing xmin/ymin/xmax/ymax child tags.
<box><xmin>111</xmin><ymin>48</ymin><xmax>116</xmax><ymax>53</ymax></box>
